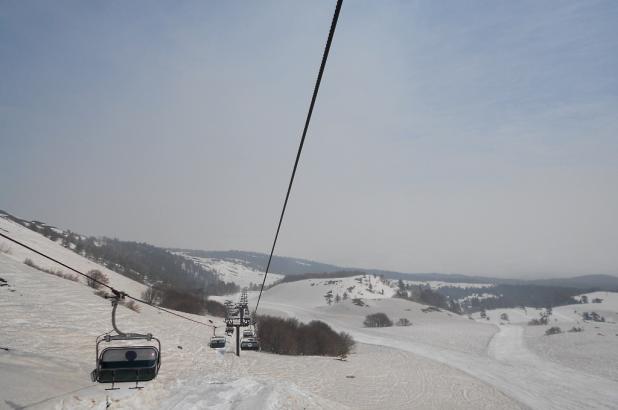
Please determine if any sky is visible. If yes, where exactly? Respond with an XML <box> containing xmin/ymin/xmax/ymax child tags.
<box><xmin>1</xmin><ymin>0</ymin><xmax>617</xmax><ymax>279</ymax></box>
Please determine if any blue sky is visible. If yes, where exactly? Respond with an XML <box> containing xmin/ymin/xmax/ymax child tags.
<box><xmin>1</xmin><ymin>0</ymin><xmax>617</xmax><ymax>278</ymax></box>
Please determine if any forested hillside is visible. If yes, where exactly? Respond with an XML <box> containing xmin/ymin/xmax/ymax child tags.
<box><xmin>1</xmin><ymin>210</ymin><xmax>238</xmax><ymax>296</ymax></box>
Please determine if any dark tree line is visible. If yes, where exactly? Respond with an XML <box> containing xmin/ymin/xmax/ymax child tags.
<box><xmin>63</xmin><ymin>235</ymin><xmax>237</xmax><ymax>297</ymax></box>
<box><xmin>256</xmin><ymin>315</ymin><xmax>355</xmax><ymax>357</ymax></box>
<box><xmin>363</xmin><ymin>313</ymin><xmax>393</xmax><ymax>327</ymax></box>
<box><xmin>439</xmin><ymin>284</ymin><xmax>582</xmax><ymax>313</ymax></box>
<box><xmin>395</xmin><ymin>280</ymin><xmax>460</xmax><ymax>312</ymax></box>
<box><xmin>280</xmin><ymin>270</ymin><xmax>366</xmax><ymax>284</ymax></box>
<box><xmin>145</xmin><ymin>286</ymin><xmax>226</xmax><ymax>316</ymax></box>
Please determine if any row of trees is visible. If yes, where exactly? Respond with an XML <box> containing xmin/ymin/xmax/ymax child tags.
<box><xmin>363</xmin><ymin>313</ymin><xmax>393</xmax><ymax>327</ymax></box>
<box><xmin>441</xmin><ymin>284</ymin><xmax>582</xmax><ymax>313</ymax></box>
<box><xmin>256</xmin><ymin>315</ymin><xmax>355</xmax><ymax>358</ymax></box>
<box><xmin>141</xmin><ymin>286</ymin><xmax>227</xmax><ymax>316</ymax></box>
<box><xmin>27</xmin><ymin>219</ymin><xmax>240</xmax><ymax>297</ymax></box>
<box><xmin>324</xmin><ymin>290</ymin><xmax>352</xmax><ymax>305</ymax></box>
<box><xmin>363</xmin><ymin>313</ymin><xmax>411</xmax><ymax>327</ymax></box>
<box><xmin>24</xmin><ymin>258</ymin><xmax>80</xmax><ymax>282</ymax></box>
<box><xmin>395</xmin><ymin>280</ymin><xmax>462</xmax><ymax>313</ymax></box>
<box><xmin>579</xmin><ymin>295</ymin><xmax>604</xmax><ymax>304</ymax></box>
<box><xmin>582</xmin><ymin>312</ymin><xmax>605</xmax><ymax>322</ymax></box>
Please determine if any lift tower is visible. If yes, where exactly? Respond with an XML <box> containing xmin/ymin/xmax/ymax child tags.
<box><xmin>224</xmin><ymin>289</ymin><xmax>251</xmax><ymax>356</ymax></box>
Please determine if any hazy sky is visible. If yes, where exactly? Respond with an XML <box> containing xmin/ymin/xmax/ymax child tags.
<box><xmin>1</xmin><ymin>1</ymin><xmax>617</xmax><ymax>278</ymax></box>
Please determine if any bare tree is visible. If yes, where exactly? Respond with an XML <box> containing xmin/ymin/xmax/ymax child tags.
<box><xmin>363</xmin><ymin>313</ymin><xmax>393</xmax><ymax>328</ymax></box>
<box><xmin>86</xmin><ymin>269</ymin><xmax>109</xmax><ymax>289</ymax></box>
<box><xmin>141</xmin><ymin>286</ymin><xmax>161</xmax><ymax>304</ymax></box>
<box><xmin>396</xmin><ymin>318</ymin><xmax>412</xmax><ymax>326</ymax></box>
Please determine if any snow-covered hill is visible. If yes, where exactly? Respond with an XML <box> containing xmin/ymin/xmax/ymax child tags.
<box><xmin>270</xmin><ymin>275</ymin><xmax>396</xmax><ymax>305</ymax></box>
<box><xmin>0</xmin><ymin>216</ymin><xmax>146</xmax><ymax>296</ymax></box>
<box><xmin>3</xmin><ymin>217</ymin><xmax>618</xmax><ymax>409</ymax></box>
<box><xmin>1</xmin><ymin>252</ymin><xmax>526</xmax><ymax>410</ymax></box>
<box><xmin>473</xmin><ymin>292</ymin><xmax>618</xmax><ymax>384</ymax></box>
<box><xmin>0</xmin><ymin>219</ymin><xmax>521</xmax><ymax>409</ymax></box>
<box><xmin>175</xmin><ymin>252</ymin><xmax>285</xmax><ymax>289</ymax></box>
<box><xmin>238</xmin><ymin>276</ymin><xmax>618</xmax><ymax>410</ymax></box>
<box><xmin>472</xmin><ymin>291</ymin><xmax>618</xmax><ymax>325</ymax></box>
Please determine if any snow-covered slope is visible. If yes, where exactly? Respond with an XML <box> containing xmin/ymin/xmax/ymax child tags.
<box><xmin>245</xmin><ymin>276</ymin><xmax>618</xmax><ymax>410</ymax></box>
<box><xmin>0</xmin><ymin>225</ymin><xmax>521</xmax><ymax>409</ymax></box>
<box><xmin>469</xmin><ymin>291</ymin><xmax>618</xmax><ymax>389</ymax></box>
<box><xmin>271</xmin><ymin>275</ymin><xmax>396</xmax><ymax>306</ymax></box>
<box><xmin>0</xmin><ymin>217</ymin><xmax>145</xmax><ymax>296</ymax></box>
<box><xmin>473</xmin><ymin>291</ymin><xmax>618</xmax><ymax>325</ymax></box>
<box><xmin>3</xmin><ymin>218</ymin><xmax>617</xmax><ymax>409</ymax></box>
<box><xmin>175</xmin><ymin>253</ymin><xmax>285</xmax><ymax>289</ymax></box>
<box><xmin>0</xmin><ymin>252</ymin><xmax>347</xmax><ymax>409</ymax></box>
<box><xmin>573</xmin><ymin>291</ymin><xmax>618</xmax><ymax>320</ymax></box>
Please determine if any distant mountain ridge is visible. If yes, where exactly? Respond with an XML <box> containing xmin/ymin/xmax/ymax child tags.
<box><xmin>529</xmin><ymin>275</ymin><xmax>618</xmax><ymax>291</ymax></box>
<box><xmin>173</xmin><ymin>249</ymin><xmax>342</xmax><ymax>277</ymax></box>
<box><xmin>3</xmin><ymin>209</ymin><xmax>617</xmax><ymax>292</ymax></box>
<box><xmin>173</xmin><ymin>249</ymin><xmax>618</xmax><ymax>292</ymax></box>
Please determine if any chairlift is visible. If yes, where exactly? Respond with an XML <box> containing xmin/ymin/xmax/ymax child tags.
<box><xmin>225</xmin><ymin>325</ymin><xmax>234</xmax><ymax>336</ymax></box>
<box><xmin>209</xmin><ymin>336</ymin><xmax>226</xmax><ymax>349</ymax></box>
<box><xmin>240</xmin><ymin>324</ymin><xmax>259</xmax><ymax>351</ymax></box>
<box><xmin>240</xmin><ymin>336</ymin><xmax>259</xmax><ymax>351</ymax></box>
<box><xmin>91</xmin><ymin>291</ymin><xmax>161</xmax><ymax>390</ymax></box>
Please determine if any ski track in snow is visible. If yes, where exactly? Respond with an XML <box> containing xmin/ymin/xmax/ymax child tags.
<box><xmin>256</xmin><ymin>296</ymin><xmax>618</xmax><ymax>410</ymax></box>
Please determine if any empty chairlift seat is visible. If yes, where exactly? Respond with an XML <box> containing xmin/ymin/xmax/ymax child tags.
<box><xmin>209</xmin><ymin>336</ymin><xmax>226</xmax><ymax>349</ymax></box>
<box><xmin>240</xmin><ymin>337</ymin><xmax>259</xmax><ymax>351</ymax></box>
<box><xmin>94</xmin><ymin>346</ymin><xmax>161</xmax><ymax>383</ymax></box>
<box><xmin>92</xmin><ymin>291</ymin><xmax>162</xmax><ymax>389</ymax></box>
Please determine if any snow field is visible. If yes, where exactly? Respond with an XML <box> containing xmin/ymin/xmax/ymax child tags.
<box><xmin>177</xmin><ymin>255</ymin><xmax>285</xmax><ymax>289</ymax></box>
<box><xmin>0</xmin><ymin>217</ymin><xmax>146</xmax><ymax>297</ymax></box>
<box><xmin>251</xmin><ymin>277</ymin><xmax>618</xmax><ymax>410</ymax></box>
<box><xmin>524</xmin><ymin>321</ymin><xmax>618</xmax><ymax>383</ymax></box>
<box><xmin>475</xmin><ymin>292</ymin><xmax>618</xmax><ymax>382</ymax></box>
<box><xmin>223</xmin><ymin>344</ymin><xmax>519</xmax><ymax>410</ymax></box>
<box><xmin>0</xmin><ymin>253</ymin><xmax>519</xmax><ymax>410</ymax></box>
<box><xmin>0</xmin><ymin>253</ymin><xmax>335</xmax><ymax>409</ymax></box>
<box><xmin>3</xmin><ymin>217</ymin><xmax>618</xmax><ymax>409</ymax></box>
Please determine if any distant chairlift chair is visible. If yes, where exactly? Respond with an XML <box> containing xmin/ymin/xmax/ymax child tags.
<box><xmin>91</xmin><ymin>291</ymin><xmax>161</xmax><ymax>390</ymax></box>
<box><xmin>209</xmin><ymin>336</ymin><xmax>226</xmax><ymax>349</ymax></box>
<box><xmin>240</xmin><ymin>336</ymin><xmax>259</xmax><ymax>351</ymax></box>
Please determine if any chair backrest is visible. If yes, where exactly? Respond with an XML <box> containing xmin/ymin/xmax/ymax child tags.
<box><xmin>209</xmin><ymin>337</ymin><xmax>226</xmax><ymax>348</ymax></box>
<box><xmin>97</xmin><ymin>346</ymin><xmax>160</xmax><ymax>383</ymax></box>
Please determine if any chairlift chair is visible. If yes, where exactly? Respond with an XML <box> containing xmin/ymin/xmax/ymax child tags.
<box><xmin>209</xmin><ymin>336</ymin><xmax>226</xmax><ymax>349</ymax></box>
<box><xmin>91</xmin><ymin>291</ymin><xmax>161</xmax><ymax>390</ymax></box>
<box><xmin>240</xmin><ymin>336</ymin><xmax>259</xmax><ymax>351</ymax></box>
